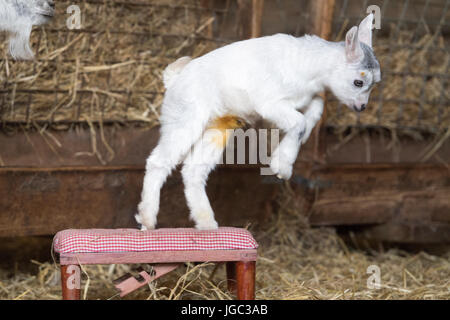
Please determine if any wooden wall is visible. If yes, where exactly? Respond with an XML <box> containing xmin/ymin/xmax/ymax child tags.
<box><xmin>0</xmin><ymin>0</ymin><xmax>449</xmax><ymax>243</ymax></box>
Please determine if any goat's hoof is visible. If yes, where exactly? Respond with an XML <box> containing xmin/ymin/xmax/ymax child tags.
<box><xmin>135</xmin><ymin>213</ymin><xmax>155</xmax><ymax>231</ymax></box>
<box><xmin>270</xmin><ymin>159</ymin><xmax>293</xmax><ymax>180</ymax></box>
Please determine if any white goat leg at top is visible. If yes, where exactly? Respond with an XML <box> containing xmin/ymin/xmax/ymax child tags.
<box><xmin>136</xmin><ymin>13</ymin><xmax>381</xmax><ymax>230</ymax></box>
<box><xmin>0</xmin><ymin>0</ymin><xmax>55</xmax><ymax>60</ymax></box>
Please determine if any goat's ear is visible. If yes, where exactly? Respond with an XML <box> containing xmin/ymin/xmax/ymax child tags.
<box><xmin>358</xmin><ymin>13</ymin><xmax>374</xmax><ymax>48</ymax></box>
<box><xmin>345</xmin><ymin>26</ymin><xmax>363</xmax><ymax>63</ymax></box>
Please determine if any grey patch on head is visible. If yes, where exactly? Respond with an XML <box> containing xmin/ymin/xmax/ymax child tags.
<box><xmin>360</xmin><ymin>43</ymin><xmax>380</xmax><ymax>70</ymax></box>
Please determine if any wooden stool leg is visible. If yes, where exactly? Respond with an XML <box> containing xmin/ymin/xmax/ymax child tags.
<box><xmin>61</xmin><ymin>265</ymin><xmax>81</xmax><ymax>300</ymax></box>
<box><xmin>226</xmin><ymin>262</ymin><xmax>237</xmax><ymax>294</ymax></box>
<box><xmin>236</xmin><ymin>261</ymin><xmax>255</xmax><ymax>300</ymax></box>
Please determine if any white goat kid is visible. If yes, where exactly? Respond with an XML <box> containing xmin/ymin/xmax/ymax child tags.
<box><xmin>137</xmin><ymin>14</ymin><xmax>381</xmax><ymax>230</ymax></box>
<box><xmin>0</xmin><ymin>0</ymin><xmax>55</xmax><ymax>59</ymax></box>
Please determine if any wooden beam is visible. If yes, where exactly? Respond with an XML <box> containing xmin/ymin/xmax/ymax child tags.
<box><xmin>1</xmin><ymin>126</ymin><xmax>448</xmax><ymax>168</ymax></box>
<box><xmin>310</xmin><ymin>0</ymin><xmax>336</xmax><ymax>39</ymax></box>
<box><xmin>361</xmin><ymin>222</ymin><xmax>450</xmax><ymax>243</ymax></box>
<box><xmin>309</xmin><ymin>0</ymin><xmax>336</xmax><ymax>163</ymax></box>
<box><xmin>251</xmin><ymin>0</ymin><xmax>264</xmax><ymax>38</ymax></box>
<box><xmin>0</xmin><ymin>165</ymin><xmax>276</xmax><ymax>237</ymax></box>
<box><xmin>237</xmin><ymin>0</ymin><xmax>264</xmax><ymax>39</ymax></box>
<box><xmin>1</xmin><ymin>126</ymin><xmax>449</xmax><ymax>241</ymax></box>
<box><xmin>306</xmin><ymin>164</ymin><xmax>450</xmax><ymax>228</ymax></box>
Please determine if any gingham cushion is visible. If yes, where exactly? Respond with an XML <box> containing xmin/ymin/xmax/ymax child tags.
<box><xmin>53</xmin><ymin>227</ymin><xmax>258</xmax><ymax>254</ymax></box>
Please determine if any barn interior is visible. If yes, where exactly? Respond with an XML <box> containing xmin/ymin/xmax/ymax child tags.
<box><xmin>0</xmin><ymin>0</ymin><xmax>449</xmax><ymax>300</ymax></box>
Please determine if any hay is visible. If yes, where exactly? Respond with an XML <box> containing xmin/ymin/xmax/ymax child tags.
<box><xmin>1</xmin><ymin>3</ymin><xmax>448</xmax><ymax>134</ymax></box>
<box><xmin>327</xmin><ymin>24</ymin><xmax>449</xmax><ymax>133</ymax></box>
<box><xmin>0</xmin><ymin>0</ymin><xmax>220</xmax><ymax>127</ymax></box>
<box><xmin>0</xmin><ymin>185</ymin><xmax>449</xmax><ymax>300</ymax></box>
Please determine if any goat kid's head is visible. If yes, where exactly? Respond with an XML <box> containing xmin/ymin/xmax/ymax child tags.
<box><xmin>327</xmin><ymin>14</ymin><xmax>381</xmax><ymax>112</ymax></box>
<box><xmin>2</xmin><ymin>0</ymin><xmax>55</xmax><ymax>60</ymax></box>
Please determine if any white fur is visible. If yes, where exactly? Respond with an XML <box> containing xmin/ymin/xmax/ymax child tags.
<box><xmin>163</xmin><ymin>56</ymin><xmax>192</xmax><ymax>89</ymax></box>
<box><xmin>136</xmin><ymin>14</ymin><xmax>380</xmax><ymax>230</ymax></box>
<box><xmin>0</xmin><ymin>0</ymin><xmax>54</xmax><ymax>60</ymax></box>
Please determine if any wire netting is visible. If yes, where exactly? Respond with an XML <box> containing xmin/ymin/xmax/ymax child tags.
<box><xmin>0</xmin><ymin>0</ymin><xmax>448</xmax><ymax>134</ymax></box>
<box><xmin>0</xmin><ymin>0</ymin><xmax>231</xmax><ymax>129</ymax></box>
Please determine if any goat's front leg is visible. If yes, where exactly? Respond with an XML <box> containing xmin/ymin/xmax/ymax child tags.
<box><xmin>259</xmin><ymin>101</ymin><xmax>307</xmax><ymax>180</ymax></box>
<box><xmin>300</xmin><ymin>96</ymin><xmax>324</xmax><ymax>145</ymax></box>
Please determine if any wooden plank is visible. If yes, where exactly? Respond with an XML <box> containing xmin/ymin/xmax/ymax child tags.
<box><xmin>309</xmin><ymin>0</ymin><xmax>336</xmax><ymax>40</ymax></box>
<box><xmin>59</xmin><ymin>249</ymin><xmax>258</xmax><ymax>265</ymax></box>
<box><xmin>251</xmin><ymin>0</ymin><xmax>264</xmax><ymax>38</ymax></box>
<box><xmin>0</xmin><ymin>165</ymin><xmax>276</xmax><ymax>237</ymax></box>
<box><xmin>1</xmin><ymin>125</ymin><xmax>447</xmax><ymax>168</ymax></box>
<box><xmin>0</xmin><ymin>125</ymin><xmax>159</xmax><ymax>167</ymax></box>
<box><xmin>361</xmin><ymin>222</ymin><xmax>450</xmax><ymax>243</ymax></box>
<box><xmin>1</xmin><ymin>126</ymin><xmax>449</xmax><ymax>240</ymax></box>
<box><xmin>237</xmin><ymin>0</ymin><xmax>264</xmax><ymax>39</ymax></box>
<box><xmin>324</xmin><ymin>131</ymin><xmax>450</xmax><ymax>164</ymax></box>
<box><xmin>306</xmin><ymin>164</ymin><xmax>450</xmax><ymax>227</ymax></box>
<box><xmin>309</xmin><ymin>0</ymin><xmax>336</xmax><ymax>163</ymax></box>
<box><xmin>310</xmin><ymin>196</ymin><xmax>398</xmax><ymax>225</ymax></box>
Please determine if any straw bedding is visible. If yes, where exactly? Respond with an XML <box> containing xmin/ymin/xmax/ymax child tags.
<box><xmin>0</xmin><ymin>186</ymin><xmax>448</xmax><ymax>300</ymax></box>
<box><xmin>0</xmin><ymin>1</ymin><xmax>448</xmax><ymax>301</ymax></box>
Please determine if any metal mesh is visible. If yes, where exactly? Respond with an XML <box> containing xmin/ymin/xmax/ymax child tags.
<box><xmin>1</xmin><ymin>0</ymin><xmax>448</xmax><ymax>134</ymax></box>
<box><xmin>0</xmin><ymin>0</ymin><xmax>232</xmax><ymax>128</ymax></box>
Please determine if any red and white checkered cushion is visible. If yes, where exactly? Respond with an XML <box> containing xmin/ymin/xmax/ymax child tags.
<box><xmin>54</xmin><ymin>227</ymin><xmax>258</xmax><ymax>254</ymax></box>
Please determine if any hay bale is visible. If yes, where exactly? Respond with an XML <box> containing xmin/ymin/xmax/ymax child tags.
<box><xmin>2</xmin><ymin>3</ymin><xmax>447</xmax><ymax>134</ymax></box>
<box><xmin>0</xmin><ymin>0</ymin><xmax>219</xmax><ymax>127</ymax></box>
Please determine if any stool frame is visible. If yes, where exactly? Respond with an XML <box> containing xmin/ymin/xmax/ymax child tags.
<box><xmin>59</xmin><ymin>249</ymin><xmax>257</xmax><ymax>300</ymax></box>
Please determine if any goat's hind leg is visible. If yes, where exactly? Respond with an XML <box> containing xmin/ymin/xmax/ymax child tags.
<box><xmin>181</xmin><ymin>128</ymin><xmax>228</xmax><ymax>230</ymax></box>
<box><xmin>137</xmin><ymin>121</ymin><xmax>205</xmax><ymax>230</ymax></box>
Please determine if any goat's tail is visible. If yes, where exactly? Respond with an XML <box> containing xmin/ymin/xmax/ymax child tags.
<box><xmin>162</xmin><ymin>56</ymin><xmax>192</xmax><ymax>89</ymax></box>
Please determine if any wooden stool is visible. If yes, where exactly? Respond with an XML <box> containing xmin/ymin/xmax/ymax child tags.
<box><xmin>53</xmin><ymin>227</ymin><xmax>258</xmax><ymax>300</ymax></box>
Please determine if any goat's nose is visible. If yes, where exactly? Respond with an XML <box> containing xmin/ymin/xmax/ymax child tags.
<box><xmin>353</xmin><ymin>104</ymin><xmax>366</xmax><ymax>112</ymax></box>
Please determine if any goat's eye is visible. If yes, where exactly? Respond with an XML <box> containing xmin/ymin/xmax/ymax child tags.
<box><xmin>354</xmin><ymin>80</ymin><xmax>363</xmax><ymax>87</ymax></box>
